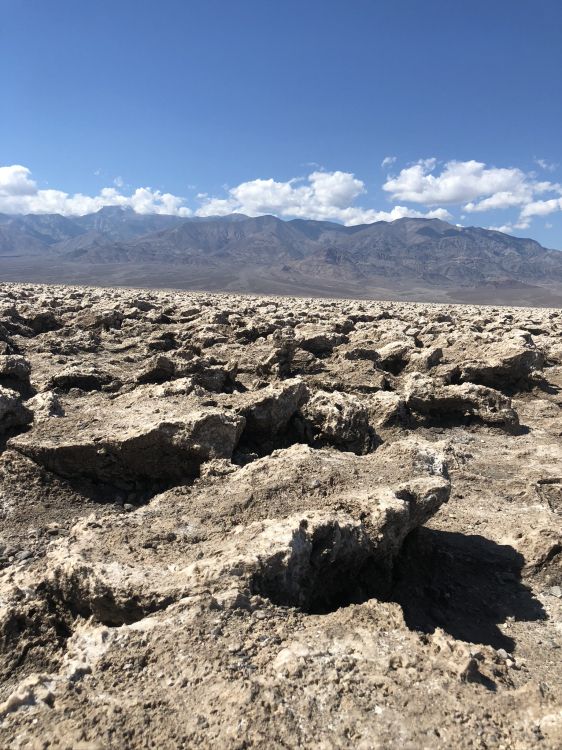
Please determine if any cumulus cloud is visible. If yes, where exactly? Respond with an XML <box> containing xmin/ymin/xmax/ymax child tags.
<box><xmin>488</xmin><ymin>224</ymin><xmax>516</xmax><ymax>234</ymax></box>
<box><xmin>519</xmin><ymin>197</ymin><xmax>562</xmax><ymax>221</ymax></box>
<box><xmin>196</xmin><ymin>170</ymin><xmax>451</xmax><ymax>226</ymax></box>
<box><xmin>1</xmin><ymin>164</ymin><xmax>451</xmax><ymax>226</ymax></box>
<box><xmin>0</xmin><ymin>164</ymin><xmax>37</xmax><ymax>197</ymax></box>
<box><xmin>382</xmin><ymin>158</ymin><xmax>562</xmax><ymax>230</ymax></box>
<box><xmin>383</xmin><ymin>159</ymin><xmax>535</xmax><ymax>205</ymax></box>
<box><xmin>490</xmin><ymin>198</ymin><xmax>562</xmax><ymax>233</ymax></box>
<box><xmin>7</xmin><ymin>160</ymin><xmax>559</xmax><ymax>231</ymax></box>
<box><xmin>0</xmin><ymin>164</ymin><xmax>192</xmax><ymax>217</ymax></box>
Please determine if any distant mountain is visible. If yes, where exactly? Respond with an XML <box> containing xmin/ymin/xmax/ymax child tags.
<box><xmin>1</xmin><ymin>207</ymin><xmax>562</xmax><ymax>305</ymax></box>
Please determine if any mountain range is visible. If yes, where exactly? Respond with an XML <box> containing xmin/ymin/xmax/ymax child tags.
<box><xmin>1</xmin><ymin>207</ymin><xmax>562</xmax><ymax>305</ymax></box>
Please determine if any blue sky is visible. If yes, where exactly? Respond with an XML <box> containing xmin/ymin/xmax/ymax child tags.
<box><xmin>1</xmin><ymin>0</ymin><xmax>562</xmax><ymax>246</ymax></box>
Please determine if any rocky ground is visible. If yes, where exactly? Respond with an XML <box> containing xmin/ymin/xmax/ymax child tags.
<box><xmin>0</xmin><ymin>282</ymin><xmax>560</xmax><ymax>749</ymax></box>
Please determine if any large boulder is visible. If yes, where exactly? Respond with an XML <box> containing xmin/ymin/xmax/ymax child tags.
<box><xmin>459</xmin><ymin>343</ymin><xmax>545</xmax><ymax>391</ymax></box>
<box><xmin>312</xmin><ymin>358</ymin><xmax>388</xmax><ymax>394</ymax></box>
<box><xmin>4</xmin><ymin>438</ymin><xmax>450</xmax><ymax>625</ymax></box>
<box><xmin>373</xmin><ymin>340</ymin><xmax>414</xmax><ymax>375</ymax></box>
<box><xmin>136</xmin><ymin>353</ymin><xmax>237</xmax><ymax>392</ymax></box>
<box><xmin>342</xmin><ymin>341</ymin><xmax>381</xmax><ymax>362</ymax></box>
<box><xmin>0</xmin><ymin>355</ymin><xmax>32</xmax><ymax>395</ymax></box>
<box><xmin>21</xmin><ymin>310</ymin><xmax>62</xmax><ymax>334</ymax></box>
<box><xmin>405</xmin><ymin>346</ymin><xmax>443</xmax><ymax>372</ymax></box>
<box><xmin>235</xmin><ymin>379</ymin><xmax>309</xmax><ymax>443</ymax></box>
<box><xmin>447</xmin><ymin>334</ymin><xmax>546</xmax><ymax>391</ymax></box>
<box><xmin>295</xmin><ymin>325</ymin><xmax>348</xmax><ymax>356</ymax></box>
<box><xmin>0</xmin><ymin>386</ymin><xmax>32</xmax><ymax>435</ymax></box>
<box><xmin>364</xmin><ymin>391</ymin><xmax>409</xmax><ymax>431</ymax></box>
<box><xmin>135</xmin><ymin>354</ymin><xmax>176</xmax><ymax>384</ymax></box>
<box><xmin>257</xmin><ymin>327</ymin><xmax>297</xmax><ymax>378</ymax></box>
<box><xmin>73</xmin><ymin>308</ymin><xmax>124</xmax><ymax>331</ymax></box>
<box><xmin>299</xmin><ymin>389</ymin><xmax>373</xmax><ymax>454</ymax></box>
<box><xmin>24</xmin><ymin>391</ymin><xmax>65</xmax><ymax>422</ymax></box>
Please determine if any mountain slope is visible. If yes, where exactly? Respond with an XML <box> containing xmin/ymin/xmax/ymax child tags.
<box><xmin>0</xmin><ymin>208</ymin><xmax>561</xmax><ymax>304</ymax></box>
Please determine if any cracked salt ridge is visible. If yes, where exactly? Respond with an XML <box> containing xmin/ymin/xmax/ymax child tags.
<box><xmin>0</xmin><ymin>436</ymin><xmax>451</xmax><ymax>703</ymax></box>
<box><xmin>7</xmin><ymin>378</ymin><xmax>377</xmax><ymax>500</ymax></box>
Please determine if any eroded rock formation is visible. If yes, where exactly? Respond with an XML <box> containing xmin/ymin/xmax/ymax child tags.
<box><xmin>0</xmin><ymin>283</ymin><xmax>560</xmax><ymax>749</ymax></box>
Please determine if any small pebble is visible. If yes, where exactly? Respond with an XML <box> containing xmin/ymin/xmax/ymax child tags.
<box><xmin>15</xmin><ymin>549</ymin><xmax>33</xmax><ymax>561</ymax></box>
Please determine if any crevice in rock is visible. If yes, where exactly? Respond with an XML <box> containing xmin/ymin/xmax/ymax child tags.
<box><xmin>0</xmin><ymin>577</ymin><xmax>180</xmax><ymax>704</ymax></box>
<box><xmin>235</xmin><ymin>415</ymin><xmax>306</xmax><ymax>460</ymax></box>
<box><xmin>379</xmin><ymin>356</ymin><xmax>409</xmax><ymax>377</ymax></box>
<box><xmin>16</xmin><ymin>467</ymin><xmax>187</xmax><ymax>508</ymax></box>
<box><xmin>48</xmin><ymin>585</ymin><xmax>178</xmax><ymax>628</ymax></box>
<box><xmin>250</xmin><ymin>520</ymin><xmax>392</xmax><ymax>614</ymax></box>
<box><xmin>0</xmin><ymin>590</ymin><xmax>74</xmax><ymax>702</ymax></box>
<box><xmin>409</xmin><ymin>412</ymin><xmax>524</xmax><ymax>434</ymax></box>
<box><xmin>251</xmin><ymin>523</ymin><xmax>548</xmax><ymax>645</ymax></box>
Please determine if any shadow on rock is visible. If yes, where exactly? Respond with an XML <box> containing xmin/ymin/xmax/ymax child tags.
<box><xmin>534</xmin><ymin>376</ymin><xmax>561</xmax><ymax>396</ymax></box>
<box><xmin>388</xmin><ymin>528</ymin><xmax>546</xmax><ymax>651</ymax></box>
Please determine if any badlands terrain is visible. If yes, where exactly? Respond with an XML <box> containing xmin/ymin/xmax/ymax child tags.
<box><xmin>0</xmin><ymin>282</ymin><xmax>560</xmax><ymax>749</ymax></box>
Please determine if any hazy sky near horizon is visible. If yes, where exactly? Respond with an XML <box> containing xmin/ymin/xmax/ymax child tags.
<box><xmin>1</xmin><ymin>0</ymin><xmax>562</xmax><ymax>246</ymax></box>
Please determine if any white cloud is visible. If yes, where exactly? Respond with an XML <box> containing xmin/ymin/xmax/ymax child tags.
<box><xmin>519</xmin><ymin>197</ymin><xmax>562</xmax><ymax>221</ymax></box>
<box><xmin>382</xmin><ymin>158</ymin><xmax>562</xmax><ymax>230</ymax></box>
<box><xmin>488</xmin><ymin>224</ymin><xmax>516</xmax><ymax>234</ymax></box>
<box><xmin>534</xmin><ymin>158</ymin><xmax>558</xmax><ymax>172</ymax></box>
<box><xmin>381</xmin><ymin>156</ymin><xmax>396</xmax><ymax>168</ymax></box>
<box><xmin>11</xmin><ymin>159</ymin><xmax>561</xmax><ymax>231</ymax></box>
<box><xmin>0</xmin><ymin>164</ymin><xmax>192</xmax><ymax>217</ymax></box>
<box><xmin>464</xmin><ymin>191</ymin><xmax>529</xmax><ymax>212</ymax></box>
<box><xmin>383</xmin><ymin>159</ymin><xmax>533</xmax><ymax>205</ymax></box>
<box><xmin>196</xmin><ymin>170</ymin><xmax>451</xmax><ymax>225</ymax></box>
<box><xmin>0</xmin><ymin>165</ymin><xmax>37</xmax><ymax>197</ymax></box>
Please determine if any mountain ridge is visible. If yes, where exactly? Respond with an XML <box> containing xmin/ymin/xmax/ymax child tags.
<box><xmin>0</xmin><ymin>208</ymin><xmax>561</xmax><ymax>305</ymax></box>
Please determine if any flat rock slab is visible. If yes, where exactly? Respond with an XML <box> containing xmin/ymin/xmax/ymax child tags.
<box><xmin>9</xmin><ymin>384</ymin><xmax>245</xmax><ymax>488</ymax></box>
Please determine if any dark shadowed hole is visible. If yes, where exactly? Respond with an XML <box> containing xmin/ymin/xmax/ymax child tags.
<box><xmin>412</xmin><ymin>412</ymin><xmax>526</xmax><ymax>434</ymax></box>
<box><xmin>251</xmin><ymin>524</ymin><xmax>547</xmax><ymax>650</ymax></box>
<box><xmin>59</xmin><ymin>589</ymin><xmax>177</xmax><ymax>628</ymax></box>
<box><xmin>250</xmin><ymin>521</ymin><xmax>393</xmax><ymax>615</ymax></box>
<box><xmin>379</xmin><ymin>356</ymin><xmax>409</xmax><ymax>376</ymax></box>
<box><xmin>235</xmin><ymin>415</ymin><xmax>306</xmax><ymax>460</ymax></box>
<box><xmin>388</xmin><ymin>528</ymin><xmax>547</xmax><ymax>651</ymax></box>
<box><xmin>0</xmin><ymin>589</ymin><xmax>74</xmax><ymax>703</ymax></box>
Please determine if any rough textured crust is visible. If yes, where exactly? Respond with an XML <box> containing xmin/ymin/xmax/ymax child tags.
<box><xmin>0</xmin><ymin>282</ymin><xmax>560</xmax><ymax>749</ymax></box>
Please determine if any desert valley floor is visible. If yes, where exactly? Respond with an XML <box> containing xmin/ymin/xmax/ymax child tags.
<box><xmin>0</xmin><ymin>282</ymin><xmax>560</xmax><ymax>749</ymax></box>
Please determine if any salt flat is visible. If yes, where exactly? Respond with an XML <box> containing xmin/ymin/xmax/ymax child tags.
<box><xmin>0</xmin><ymin>283</ymin><xmax>560</xmax><ymax>748</ymax></box>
